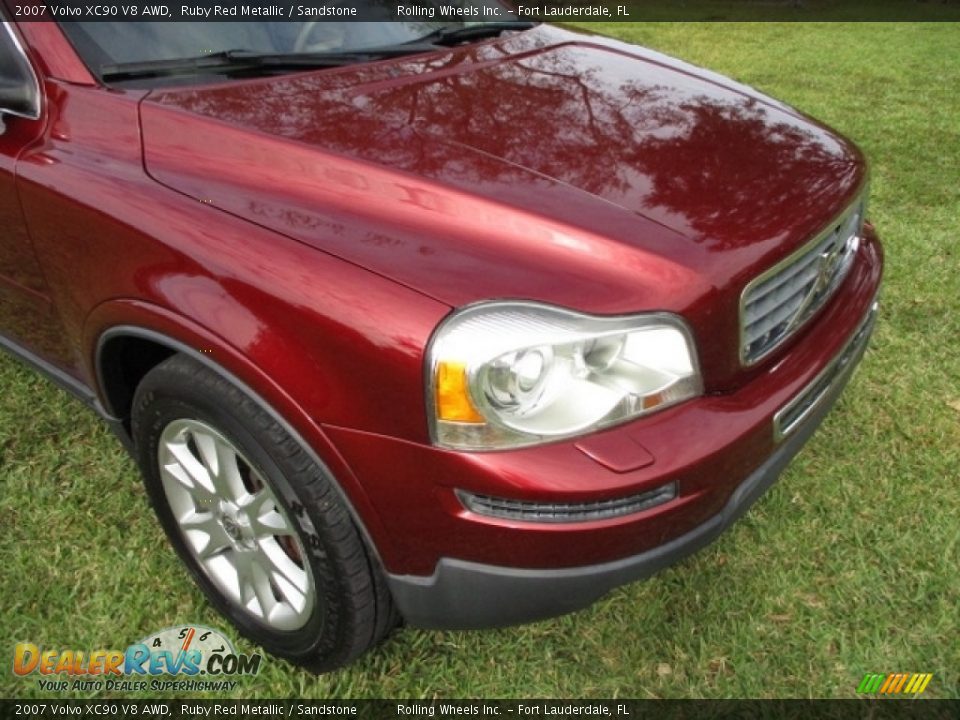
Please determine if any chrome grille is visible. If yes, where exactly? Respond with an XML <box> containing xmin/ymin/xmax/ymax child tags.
<box><xmin>741</xmin><ymin>196</ymin><xmax>865</xmax><ymax>365</ymax></box>
<box><xmin>457</xmin><ymin>483</ymin><xmax>676</xmax><ymax>523</ymax></box>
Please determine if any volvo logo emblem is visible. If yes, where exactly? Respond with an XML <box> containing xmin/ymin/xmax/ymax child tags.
<box><xmin>817</xmin><ymin>240</ymin><xmax>846</xmax><ymax>290</ymax></box>
<box><xmin>788</xmin><ymin>236</ymin><xmax>850</xmax><ymax>332</ymax></box>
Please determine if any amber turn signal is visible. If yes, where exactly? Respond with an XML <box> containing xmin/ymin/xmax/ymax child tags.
<box><xmin>435</xmin><ymin>361</ymin><xmax>484</xmax><ymax>423</ymax></box>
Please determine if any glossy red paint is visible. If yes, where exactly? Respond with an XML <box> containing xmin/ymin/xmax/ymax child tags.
<box><xmin>0</xmin><ymin>21</ymin><xmax>882</xmax><ymax>588</ymax></box>
<box><xmin>141</xmin><ymin>24</ymin><xmax>865</xmax><ymax>392</ymax></box>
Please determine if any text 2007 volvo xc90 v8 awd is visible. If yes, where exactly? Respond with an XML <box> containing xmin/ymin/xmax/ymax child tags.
<box><xmin>0</xmin><ymin>14</ymin><xmax>882</xmax><ymax>670</ymax></box>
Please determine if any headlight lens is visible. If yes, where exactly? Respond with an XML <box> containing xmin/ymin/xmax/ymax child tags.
<box><xmin>427</xmin><ymin>302</ymin><xmax>703</xmax><ymax>450</ymax></box>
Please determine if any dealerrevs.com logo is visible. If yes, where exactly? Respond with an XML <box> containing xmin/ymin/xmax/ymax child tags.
<box><xmin>13</xmin><ymin>625</ymin><xmax>262</xmax><ymax>693</ymax></box>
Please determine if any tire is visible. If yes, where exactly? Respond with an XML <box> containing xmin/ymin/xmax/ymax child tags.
<box><xmin>131</xmin><ymin>353</ymin><xmax>397</xmax><ymax>672</ymax></box>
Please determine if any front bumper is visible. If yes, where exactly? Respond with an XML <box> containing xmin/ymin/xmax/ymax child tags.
<box><xmin>387</xmin><ymin>302</ymin><xmax>876</xmax><ymax>628</ymax></box>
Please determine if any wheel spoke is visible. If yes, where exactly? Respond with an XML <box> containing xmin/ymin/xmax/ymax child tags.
<box><xmin>191</xmin><ymin>428</ymin><xmax>245</xmax><ymax>502</ymax></box>
<box><xmin>235</xmin><ymin>552</ymin><xmax>257</xmax><ymax>607</ymax></box>
<box><xmin>271</xmin><ymin>573</ymin><xmax>308</xmax><ymax>613</ymax></box>
<box><xmin>191</xmin><ymin>429</ymin><xmax>221</xmax><ymax>477</ymax></box>
<box><xmin>258</xmin><ymin>541</ymin><xmax>309</xmax><ymax>597</ymax></box>
<box><xmin>179</xmin><ymin>510</ymin><xmax>232</xmax><ymax>559</ymax></box>
<box><xmin>161</xmin><ymin>462</ymin><xmax>212</xmax><ymax>506</ymax></box>
<box><xmin>250</xmin><ymin>559</ymin><xmax>278</xmax><ymax>619</ymax></box>
<box><xmin>165</xmin><ymin>441</ymin><xmax>216</xmax><ymax>498</ymax></box>
<box><xmin>245</xmin><ymin>488</ymin><xmax>295</xmax><ymax>538</ymax></box>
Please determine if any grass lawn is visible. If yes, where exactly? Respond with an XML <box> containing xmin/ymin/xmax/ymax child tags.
<box><xmin>2</xmin><ymin>22</ymin><xmax>958</xmax><ymax>700</ymax></box>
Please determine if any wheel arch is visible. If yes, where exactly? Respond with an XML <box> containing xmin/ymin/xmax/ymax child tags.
<box><xmin>97</xmin><ymin>332</ymin><xmax>176</xmax><ymax>426</ymax></box>
<box><xmin>88</xmin><ymin>310</ymin><xmax>400</xmax><ymax>572</ymax></box>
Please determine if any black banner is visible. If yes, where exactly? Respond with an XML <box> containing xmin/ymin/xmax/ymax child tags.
<box><xmin>2</xmin><ymin>700</ymin><xmax>960</xmax><ymax>720</ymax></box>
<box><xmin>7</xmin><ymin>0</ymin><xmax>960</xmax><ymax>22</ymax></box>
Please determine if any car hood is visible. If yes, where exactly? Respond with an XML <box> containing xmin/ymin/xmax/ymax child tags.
<box><xmin>140</xmin><ymin>25</ymin><xmax>865</xmax><ymax>381</ymax></box>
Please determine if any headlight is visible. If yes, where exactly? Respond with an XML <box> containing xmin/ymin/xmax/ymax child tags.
<box><xmin>427</xmin><ymin>302</ymin><xmax>703</xmax><ymax>450</ymax></box>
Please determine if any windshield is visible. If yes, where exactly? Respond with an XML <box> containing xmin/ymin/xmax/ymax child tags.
<box><xmin>60</xmin><ymin>9</ymin><xmax>522</xmax><ymax>77</ymax></box>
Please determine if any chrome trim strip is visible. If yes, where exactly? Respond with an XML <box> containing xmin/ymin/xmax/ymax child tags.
<box><xmin>0</xmin><ymin>20</ymin><xmax>42</xmax><ymax>122</ymax></box>
<box><xmin>739</xmin><ymin>184</ymin><xmax>868</xmax><ymax>366</ymax></box>
<box><xmin>773</xmin><ymin>299</ymin><xmax>878</xmax><ymax>442</ymax></box>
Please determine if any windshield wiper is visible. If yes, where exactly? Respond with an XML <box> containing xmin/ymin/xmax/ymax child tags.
<box><xmin>100</xmin><ymin>46</ymin><xmax>438</xmax><ymax>82</ymax></box>
<box><xmin>415</xmin><ymin>21</ymin><xmax>537</xmax><ymax>47</ymax></box>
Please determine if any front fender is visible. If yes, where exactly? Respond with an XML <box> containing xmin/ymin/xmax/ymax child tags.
<box><xmin>83</xmin><ymin>298</ymin><xmax>408</xmax><ymax>571</ymax></box>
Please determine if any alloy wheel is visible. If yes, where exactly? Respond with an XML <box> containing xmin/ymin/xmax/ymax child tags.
<box><xmin>157</xmin><ymin>418</ymin><xmax>315</xmax><ymax>631</ymax></box>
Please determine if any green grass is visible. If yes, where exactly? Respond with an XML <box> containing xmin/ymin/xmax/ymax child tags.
<box><xmin>2</xmin><ymin>23</ymin><xmax>959</xmax><ymax>699</ymax></box>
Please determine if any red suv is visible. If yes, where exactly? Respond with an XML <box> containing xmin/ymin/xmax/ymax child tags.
<box><xmin>1</xmin><ymin>16</ymin><xmax>882</xmax><ymax>671</ymax></box>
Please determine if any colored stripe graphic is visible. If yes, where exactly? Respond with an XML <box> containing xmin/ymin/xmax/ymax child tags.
<box><xmin>879</xmin><ymin>674</ymin><xmax>897</xmax><ymax>693</ymax></box>
<box><xmin>857</xmin><ymin>673</ymin><xmax>885</xmax><ymax>693</ymax></box>
<box><xmin>858</xmin><ymin>672</ymin><xmax>932</xmax><ymax>695</ymax></box>
<box><xmin>893</xmin><ymin>674</ymin><xmax>909</xmax><ymax>693</ymax></box>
